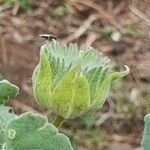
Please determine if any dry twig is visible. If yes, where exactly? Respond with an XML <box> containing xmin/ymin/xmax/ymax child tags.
<box><xmin>85</xmin><ymin>32</ymin><xmax>97</xmax><ymax>47</ymax></box>
<box><xmin>0</xmin><ymin>38</ymin><xmax>8</xmax><ymax>64</ymax></box>
<box><xmin>113</xmin><ymin>1</ymin><xmax>128</xmax><ymax>15</ymax></box>
<box><xmin>129</xmin><ymin>5</ymin><xmax>150</xmax><ymax>27</ymax></box>
<box><xmin>95</xmin><ymin>98</ymin><xmax>114</xmax><ymax>126</ymax></box>
<box><xmin>63</xmin><ymin>14</ymin><xmax>98</xmax><ymax>43</ymax></box>
<box><xmin>68</xmin><ymin>0</ymin><xmax>123</xmax><ymax>32</ymax></box>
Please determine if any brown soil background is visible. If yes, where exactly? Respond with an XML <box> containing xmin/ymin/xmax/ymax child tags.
<box><xmin>0</xmin><ymin>0</ymin><xmax>150</xmax><ymax>149</ymax></box>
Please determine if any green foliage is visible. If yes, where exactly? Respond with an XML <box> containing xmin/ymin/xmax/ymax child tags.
<box><xmin>4</xmin><ymin>112</ymin><xmax>73</xmax><ymax>150</ymax></box>
<box><xmin>54</xmin><ymin>5</ymin><xmax>69</xmax><ymax>17</ymax></box>
<box><xmin>101</xmin><ymin>25</ymin><xmax>139</xmax><ymax>40</ymax></box>
<box><xmin>85</xmin><ymin>128</ymin><xmax>102</xmax><ymax>146</ymax></box>
<box><xmin>3</xmin><ymin>0</ymin><xmax>32</xmax><ymax>10</ymax></box>
<box><xmin>111</xmin><ymin>80</ymin><xmax>149</xmax><ymax>120</ymax></box>
<box><xmin>101</xmin><ymin>26</ymin><xmax>116</xmax><ymax>37</ymax></box>
<box><xmin>32</xmin><ymin>41</ymin><xmax>129</xmax><ymax>119</ymax></box>
<box><xmin>0</xmin><ymin>39</ymin><xmax>131</xmax><ymax>149</ymax></box>
<box><xmin>0</xmin><ymin>80</ymin><xmax>19</xmax><ymax>104</ymax></box>
<box><xmin>141</xmin><ymin>113</ymin><xmax>150</xmax><ymax>150</ymax></box>
<box><xmin>0</xmin><ymin>105</ymin><xmax>17</xmax><ymax>149</ymax></box>
<box><xmin>124</xmin><ymin>24</ymin><xmax>139</xmax><ymax>37</ymax></box>
<box><xmin>81</xmin><ymin>114</ymin><xmax>95</xmax><ymax>129</ymax></box>
<box><xmin>0</xmin><ymin>78</ymin><xmax>73</xmax><ymax>149</ymax></box>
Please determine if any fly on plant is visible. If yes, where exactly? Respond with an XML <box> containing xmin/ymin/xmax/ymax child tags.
<box><xmin>39</xmin><ymin>34</ymin><xmax>57</xmax><ymax>41</ymax></box>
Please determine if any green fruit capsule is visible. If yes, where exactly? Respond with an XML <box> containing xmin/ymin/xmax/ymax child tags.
<box><xmin>32</xmin><ymin>41</ymin><xmax>129</xmax><ymax>119</ymax></box>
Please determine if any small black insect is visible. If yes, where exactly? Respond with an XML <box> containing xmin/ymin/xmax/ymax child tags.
<box><xmin>39</xmin><ymin>34</ymin><xmax>57</xmax><ymax>41</ymax></box>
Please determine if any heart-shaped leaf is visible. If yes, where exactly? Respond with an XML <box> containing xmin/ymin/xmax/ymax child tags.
<box><xmin>0</xmin><ymin>105</ymin><xmax>17</xmax><ymax>148</ymax></box>
<box><xmin>4</xmin><ymin>112</ymin><xmax>73</xmax><ymax>150</ymax></box>
<box><xmin>0</xmin><ymin>80</ymin><xmax>19</xmax><ymax>104</ymax></box>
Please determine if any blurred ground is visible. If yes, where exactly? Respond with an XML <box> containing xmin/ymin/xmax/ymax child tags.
<box><xmin>0</xmin><ymin>0</ymin><xmax>150</xmax><ymax>149</ymax></box>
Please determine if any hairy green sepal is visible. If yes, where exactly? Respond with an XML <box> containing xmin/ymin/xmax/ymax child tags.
<box><xmin>32</xmin><ymin>41</ymin><xmax>129</xmax><ymax>118</ymax></box>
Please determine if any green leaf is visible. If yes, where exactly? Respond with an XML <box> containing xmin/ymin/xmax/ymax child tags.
<box><xmin>0</xmin><ymin>105</ymin><xmax>17</xmax><ymax>148</ymax></box>
<box><xmin>90</xmin><ymin>66</ymin><xmax>130</xmax><ymax>111</ymax></box>
<box><xmin>50</xmin><ymin>68</ymin><xmax>77</xmax><ymax>118</ymax></box>
<box><xmin>45</xmin><ymin>42</ymin><xmax>78</xmax><ymax>89</ymax></box>
<box><xmin>71</xmin><ymin>72</ymin><xmax>90</xmax><ymax>117</ymax></box>
<box><xmin>0</xmin><ymin>80</ymin><xmax>19</xmax><ymax>104</ymax></box>
<box><xmin>141</xmin><ymin>113</ymin><xmax>150</xmax><ymax>150</ymax></box>
<box><xmin>4</xmin><ymin>112</ymin><xmax>73</xmax><ymax>150</ymax></box>
<box><xmin>3</xmin><ymin>0</ymin><xmax>32</xmax><ymax>11</ymax></box>
<box><xmin>50</xmin><ymin>68</ymin><xmax>91</xmax><ymax>118</ymax></box>
<box><xmin>32</xmin><ymin>47</ymin><xmax>52</xmax><ymax>107</ymax></box>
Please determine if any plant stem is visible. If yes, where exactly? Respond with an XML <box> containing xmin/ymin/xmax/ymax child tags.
<box><xmin>53</xmin><ymin>114</ymin><xmax>65</xmax><ymax>128</ymax></box>
<box><xmin>47</xmin><ymin>110</ymin><xmax>57</xmax><ymax>123</ymax></box>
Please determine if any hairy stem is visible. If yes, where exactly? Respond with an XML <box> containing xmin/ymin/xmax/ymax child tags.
<box><xmin>52</xmin><ymin>114</ymin><xmax>65</xmax><ymax>128</ymax></box>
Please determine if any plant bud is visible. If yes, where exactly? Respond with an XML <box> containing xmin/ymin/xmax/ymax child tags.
<box><xmin>32</xmin><ymin>41</ymin><xmax>129</xmax><ymax>118</ymax></box>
